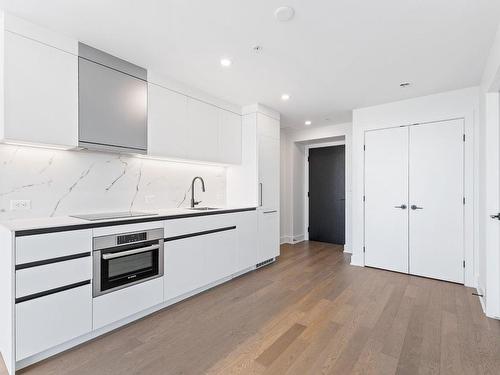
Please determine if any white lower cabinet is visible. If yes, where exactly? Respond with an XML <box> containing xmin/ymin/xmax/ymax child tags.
<box><xmin>16</xmin><ymin>284</ymin><xmax>92</xmax><ymax>361</ymax></box>
<box><xmin>164</xmin><ymin>235</ymin><xmax>208</xmax><ymax>300</ymax></box>
<box><xmin>93</xmin><ymin>278</ymin><xmax>163</xmax><ymax>330</ymax></box>
<box><xmin>258</xmin><ymin>210</ymin><xmax>280</xmax><ymax>263</ymax></box>
<box><xmin>235</xmin><ymin>212</ymin><xmax>258</xmax><ymax>271</ymax></box>
<box><xmin>164</xmin><ymin>227</ymin><xmax>238</xmax><ymax>301</ymax></box>
<box><xmin>12</xmin><ymin>211</ymin><xmax>259</xmax><ymax>368</ymax></box>
<box><xmin>204</xmin><ymin>229</ymin><xmax>238</xmax><ymax>283</ymax></box>
<box><xmin>164</xmin><ymin>212</ymin><xmax>256</xmax><ymax>302</ymax></box>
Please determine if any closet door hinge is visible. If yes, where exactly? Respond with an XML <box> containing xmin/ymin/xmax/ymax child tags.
<box><xmin>363</xmin><ymin>145</ymin><xmax>366</xmax><ymax>151</ymax></box>
<box><xmin>463</xmin><ymin>134</ymin><xmax>466</xmax><ymax>142</ymax></box>
<box><xmin>307</xmin><ymin>226</ymin><xmax>310</xmax><ymax>232</ymax></box>
<box><xmin>363</xmin><ymin>195</ymin><xmax>366</xmax><ymax>202</ymax></box>
<box><xmin>463</xmin><ymin>197</ymin><xmax>466</xmax><ymax>205</ymax></box>
<box><xmin>463</xmin><ymin>260</ymin><xmax>466</xmax><ymax>268</ymax></box>
<box><xmin>363</xmin><ymin>246</ymin><xmax>366</xmax><ymax>253</ymax></box>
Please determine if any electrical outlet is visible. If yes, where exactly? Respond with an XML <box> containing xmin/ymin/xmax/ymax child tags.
<box><xmin>10</xmin><ymin>200</ymin><xmax>31</xmax><ymax>210</ymax></box>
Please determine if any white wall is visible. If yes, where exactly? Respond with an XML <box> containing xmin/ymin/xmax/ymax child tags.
<box><xmin>280</xmin><ymin>122</ymin><xmax>353</xmax><ymax>250</ymax></box>
<box><xmin>351</xmin><ymin>87</ymin><xmax>479</xmax><ymax>288</ymax></box>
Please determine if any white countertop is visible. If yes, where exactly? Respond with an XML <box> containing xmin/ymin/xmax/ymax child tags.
<box><xmin>0</xmin><ymin>207</ymin><xmax>256</xmax><ymax>232</ymax></box>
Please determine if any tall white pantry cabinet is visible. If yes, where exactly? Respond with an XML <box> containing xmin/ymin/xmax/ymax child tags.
<box><xmin>227</xmin><ymin>105</ymin><xmax>281</xmax><ymax>264</ymax></box>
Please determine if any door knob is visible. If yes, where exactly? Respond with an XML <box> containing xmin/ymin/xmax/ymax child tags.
<box><xmin>411</xmin><ymin>205</ymin><xmax>423</xmax><ymax>210</ymax></box>
<box><xmin>491</xmin><ymin>213</ymin><xmax>500</xmax><ymax>220</ymax></box>
<box><xmin>394</xmin><ymin>204</ymin><xmax>407</xmax><ymax>209</ymax></box>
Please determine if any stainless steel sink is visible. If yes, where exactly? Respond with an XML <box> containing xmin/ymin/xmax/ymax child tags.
<box><xmin>188</xmin><ymin>207</ymin><xmax>219</xmax><ymax>211</ymax></box>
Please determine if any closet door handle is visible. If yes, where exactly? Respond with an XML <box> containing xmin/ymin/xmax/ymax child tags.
<box><xmin>491</xmin><ymin>213</ymin><xmax>500</xmax><ymax>220</ymax></box>
<box><xmin>394</xmin><ymin>204</ymin><xmax>407</xmax><ymax>209</ymax></box>
<box><xmin>259</xmin><ymin>183</ymin><xmax>263</xmax><ymax>206</ymax></box>
<box><xmin>411</xmin><ymin>205</ymin><xmax>423</xmax><ymax>210</ymax></box>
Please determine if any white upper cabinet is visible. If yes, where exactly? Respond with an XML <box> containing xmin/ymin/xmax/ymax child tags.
<box><xmin>257</xmin><ymin>112</ymin><xmax>280</xmax><ymax>140</ymax></box>
<box><xmin>148</xmin><ymin>84</ymin><xmax>189</xmax><ymax>159</ymax></box>
<box><xmin>219</xmin><ymin>110</ymin><xmax>242</xmax><ymax>164</ymax></box>
<box><xmin>147</xmin><ymin>83</ymin><xmax>242</xmax><ymax>164</ymax></box>
<box><xmin>2</xmin><ymin>30</ymin><xmax>78</xmax><ymax>147</ymax></box>
<box><xmin>186</xmin><ymin>98</ymin><xmax>220</xmax><ymax>162</ymax></box>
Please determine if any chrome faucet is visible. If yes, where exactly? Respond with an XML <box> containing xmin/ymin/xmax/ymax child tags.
<box><xmin>190</xmin><ymin>176</ymin><xmax>206</xmax><ymax>208</ymax></box>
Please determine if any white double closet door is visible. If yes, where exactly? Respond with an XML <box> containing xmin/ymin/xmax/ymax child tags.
<box><xmin>364</xmin><ymin>119</ymin><xmax>464</xmax><ymax>283</ymax></box>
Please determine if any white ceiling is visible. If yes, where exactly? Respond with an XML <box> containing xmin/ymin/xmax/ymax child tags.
<box><xmin>1</xmin><ymin>0</ymin><xmax>500</xmax><ymax>128</ymax></box>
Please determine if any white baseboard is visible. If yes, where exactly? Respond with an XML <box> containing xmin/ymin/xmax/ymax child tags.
<box><xmin>280</xmin><ymin>234</ymin><xmax>305</xmax><ymax>244</ymax></box>
<box><xmin>350</xmin><ymin>253</ymin><xmax>364</xmax><ymax>267</ymax></box>
<box><xmin>343</xmin><ymin>244</ymin><xmax>352</xmax><ymax>254</ymax></box>
<box><xmin>292</xmin><ymin>234</ymin><xmax>305</xmax><ymax>243</ymax></box>
<box><xmin>280</xmin><ymin>235</ymin><xmax>293</xmax><ymax>244</ymax></box>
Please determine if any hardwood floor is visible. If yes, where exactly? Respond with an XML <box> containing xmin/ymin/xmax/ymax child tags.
<box><xmin>13</xmin><ymin>241</ymin><xmax>500</xmax><ymax>374</ymax></box>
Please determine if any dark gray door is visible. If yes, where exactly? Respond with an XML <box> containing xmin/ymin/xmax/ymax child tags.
<box><xmin>308</xmin><ymin>145</ymin><xmax>345</xmax><ymax>244</ymax></box>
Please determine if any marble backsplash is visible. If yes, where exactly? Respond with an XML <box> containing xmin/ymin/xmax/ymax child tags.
<box><xmin>0</xmin><ymin>144</ymin><xmax>226</xmax><ymax>220</ymax></box>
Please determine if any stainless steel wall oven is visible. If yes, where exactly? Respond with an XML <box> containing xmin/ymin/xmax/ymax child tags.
<box><xmin>93</xmin><ymin>228</ymin><xmax>164</xmax><ymax>297</ymax></box>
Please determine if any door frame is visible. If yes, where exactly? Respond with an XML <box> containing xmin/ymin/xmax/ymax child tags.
<box><xmin>362</xmin><ymin>117</ymin><xmax>473</xmax><ymax>286</ymax></box>
<box><xmin>484</xmin><ymin>90</ymin><xmax>500</xmax><ymax>317</ymax></box>
<box><xmin>304</xmin><ymin>141</ymin><xmax>347</xmax><ymax>245</ymax></box>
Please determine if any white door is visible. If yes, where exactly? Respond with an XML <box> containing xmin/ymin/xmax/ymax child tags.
<box><xmin>364</xmin><ymin>127</ymin><xmax>409</xmax><ymax>273</ymax></box>
<box><xmin>409</xmin><ymin>120</ymin><xmax>464</xmax><ymax>282</ymax></box>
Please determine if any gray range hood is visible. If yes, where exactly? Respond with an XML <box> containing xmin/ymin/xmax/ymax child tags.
<box><xmin>78</xmin><ymin>43</ymin><xmax>148</xmax><ymax>154</ymax></box>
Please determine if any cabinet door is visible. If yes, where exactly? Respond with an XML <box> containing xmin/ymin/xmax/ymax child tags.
<box><xmin>258</xmin><ymin>135</ymin><xmax>280</xmax><ymax>210</ymax></box>
<box><xmin>4</xmin><ymin>31</ymin><xmax>78</xmax><ymax>147</ymax></box>
<box><xmin>204</xmin><ymin>228</ymin><xmax>238</xmax><ymax>283</ymax></box>
<box><xmin>148</xmin><ymin>84</ymin><xmax>189</xmax><ymax>159</ymax></box>
<box><xmin>257</xmin><ymin>113</ymin><xmax>280</xmax><ymax>140</ymax></box>
<box><xmin>236</xmin><ymin>212</ymin><xmax>258</xmax><ymax>271</ymax></box>
<box><xmin>186</xmin><ymin>98</ymin><xmax>220</xmax><ymax>162</ymax></box>
<box><xmin>258</xmin><ymin>210</ymin><xmax>280</xmax><ymax>262</ymax></box>
<box><xmin>219</xmin><ymin>111</ymin><xmax>242</xmax><ymax>164</ymax></box>
<box><xmin>16</xmin><ymin>284</ymin><xmax>92</xmax><ymax>360</ymax></box>
<box><xmin>164</xmin><ymin>235</ymin><xmax>207</xmax><ymax>300</ymax></box>
<box><xmin>364</xmin><ymin>127</ymin><xmax>409</xmax><ymax>273</ymax></box>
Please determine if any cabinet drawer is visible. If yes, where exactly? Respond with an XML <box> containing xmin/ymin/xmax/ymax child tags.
<box><xmin>16</xmin><ymin>230</ymin><xmax>92</xmax><ymax>265</ymax></box>
<box><xmin>165</xmin><ymin>214</ymin><xmax>233</xmax><ymax>238</ymax></box>
<box><xmin>93</xmin><ymin>277</ymin><xmax>163</xmax><ymax>330</ymax></box>
<box><xmin>16</xmin><ymin>256</ymin><xmax>91</xmax><ymax>299</ymax></box>
<box><xmin>16</xmin><ymin>284</ymin><xmax>92</xmax><ymax>360</ymax></box>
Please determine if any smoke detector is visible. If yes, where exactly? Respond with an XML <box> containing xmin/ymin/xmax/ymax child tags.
<box><xmin>253</xmin><ymin>45</ymin><xmax>263</xmax><ymax>53</ymax></box>
<box><xmin>274</xmin><ymin>6</ymin><xmax>295</xmax><ymax>22</ymax></box>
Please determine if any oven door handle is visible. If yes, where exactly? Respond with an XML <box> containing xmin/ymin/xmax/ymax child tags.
<box><xmin>102</xmin><ymin>244</ymin><xmax>160</xmax><ymax>260</ymax></box>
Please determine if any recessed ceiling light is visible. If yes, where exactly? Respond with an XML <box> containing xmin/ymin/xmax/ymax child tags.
<box><xmin>220</xmin><ymin>58</ymin><xmax>232</xmax><ymax>67</ymax></box>
<box><xmin>400</xmin><ymin>82</ymin><xmax>411</xmax><ymax>88</ymax></box>
<box><xmin>281</xmin><ymin>94</ymin><xmax>290</xmax><ymax>101</ymax></box>
<box><xmin>305</xmin><ymin>120</ymin><xmax>312</xmax><ymax>126</ymax></box>
<box><xmin>274</xmin><ymin>6</ymin><xmax>295</xmax><ymax>22</ymax></box>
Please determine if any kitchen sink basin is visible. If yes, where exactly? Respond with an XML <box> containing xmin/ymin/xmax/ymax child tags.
<box><xmin>188</xmin><ymin>207</ymin><xmax>219</xmax><ymax>211</ymax></box>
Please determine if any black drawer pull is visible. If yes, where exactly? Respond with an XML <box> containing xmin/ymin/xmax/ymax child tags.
<box><xmin>16</xmin><ymin>280</ymin><xmax>91</xmax><ymax>304</ymax></box>
<box><xmin>164</xmin><ymin>226</ymin><xmax>236</xmax><ymax>242</ymax></box>
<box><xmin>16</xmin><ymin>252</ymin><xmax>91</xmax><ymax>271</ymax></box>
